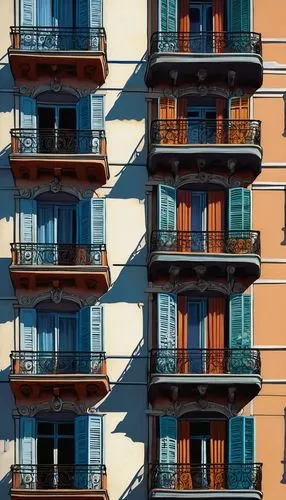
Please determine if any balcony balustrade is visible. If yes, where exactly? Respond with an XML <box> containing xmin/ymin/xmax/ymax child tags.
<box><xmin>145</xmin><ymin>31</ymin><xmax>263</xmax><ymax>89</ymax></box>
<box><xmin>149</xmin><ymin>119</ymin><xmax>262</xmax><ymax>176</ymax></box>
<box><xmin>150</xmin><ymin>463</ymin><xmax>262</xmax><ymax>496</ymax></box>
<box><xmin>10</xmin><ymin>129</ymin><xmax>109</xmax><ymax>183</ymax></box>
<box><xmin>11</xmin><ymin>351</ymin><xmax>106</xmax><ymax>375</ymax></box>
<box><xmin>9</xmin><ymin>27</ymin><xmax>108</xmax><ymax>85</ymax></box>
<box><xmin>10</xmin><ymin>243</ymin><xmax>110</xmax><ymax>291</ymax></box>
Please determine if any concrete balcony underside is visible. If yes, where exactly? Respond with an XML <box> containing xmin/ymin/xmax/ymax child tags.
<box><xmin>145</xmin><ymin>52</ymin><xmax>263</xmax><ymax>90</ymax></box>
<box><xmin>10</xmin><ymin>154</ymin><xmax>109</xmax><ymax>184</ymax></box>
<box><xmin>148</xmin><ymin>144</ymin><xmax>262</xmax><ymax>176</ymax></box>
<box><xmin>150</xmin><ymin>490</ymin><xmax>262</xmax><ymax>500</ymax></box>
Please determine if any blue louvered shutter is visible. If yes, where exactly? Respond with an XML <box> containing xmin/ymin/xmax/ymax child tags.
<box><xmin>158</xmin><ymin>416</ymin><xmax>177</xmax><ymax>488</ymax></box>
<box><xmin>229</xmin><ymin>294</ymin><xmax>252</xmax><ymax>373</ymax></box>
<box><xmin>229</xmin><ymin>188</ymin><xmax>251</xmax><ymax>231</ymax></box>
<box><xmin>77</xmin><ymin>198</ymin><xmax>105</xmax><ymax>244</ymax></box>
<box><xmin>159</xmin><ymin>0</ymin><xmax>177</xmax><ymax>31</ymax></box>
<box><xmin>77</xmin><ymin>96</ymin><xmax>91</xmax><ymax>153</ymax></box>
<box><xmin>91</xmin><ymin>95</ymin><xmax>104</xmax><ymax>153</ymax></box>
<box><xmin>21</xmin><ymin>0</ymin><xmax>36</xmax><ymax>26</ymax></box>
<box><xmin>90</xmin><ymin>0</ymin><xmax>103</xmax><ymax>27</ymax></box>
<box><xmin>157</xmin><ymin>293</ymin><xmax>177</xmax><ymax>373</ymax></box>
<box><xmin>78</xmin><ymin>306</ymin><xmax>103</xmax><ymax>373</ymax></box>
<box><xmin>77</xmin><ymin>95</ymin><xmax>104</xmax><ymax>152</ymax></box>
<box><xmin>20</xmin><ymin>97</ymin><xmax>37</xmax><ymax>153</ymax></box>
<box><xmin>228</xmin><ymin>0</ymin><xmax>250</xmax><ymax>32</ymax></box>
<box><xmin>75</xmin><ymin>415</ymin><xmax>103</xmax><ymax>488</ymax></box>
<box><xmin>20</xmin><ymin>309</ymin><xmax>36</xmax><ymax>352</ymax></box>
<box><xmin>20</xmin><ymin>199</ymin><xmax>37</xmax><ymax>245</ymax></box>
<box><xmin>20</xmin><ymin>417</ymin><xmax>36</xmax><ymax>465</ymax></box>
<box><xmin>36</xmin><ymin>0</ymin><xmax>52</xmax><ymax>26</ymax></box>
<box><xmin>158</xmin><ymin>185</ymin><xmax>176</xmax><ymax>231</ymax></box>
<box><xmin>191</xmin><ymin>192</ymin><xmax>206</xmax><ymax>251</ymax></box>
<box><xmin>229</xmin><ymin>416</ymin><xmax>254</xmax><ymax>488</ymax></box>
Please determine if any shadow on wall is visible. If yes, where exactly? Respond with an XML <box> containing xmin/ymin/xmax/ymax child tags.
<box><xmin>0</xmin><ymin>168</ymin><xmax>15</xmax><ymax>222</ymax></box>
<box><xmin>0</xmin><ymin>368</ymin><xmax>14</xmax><ymax>499</ymax></box>
<box><xmin>106</xmin><ymin>61</ymin><xmax>147</xmax><ymax>122</ymax></box>
<box><xmin>281</xmin><ymin>407</ymin><xmax>286</xmax><ymax>483</ymax></box>
<box><xmin>0</xmin><ymin>145</ymin><xmax>12</xmax><ymax>168</ymax></box>
<box><xmin>0</xmin><ymin>60</ymin><xmax>14</xmax><ymax>110</ymax></box>
<box><xmin>118</xmin><ymin>466</ymin><xmax>147</xmax><ymax>500</ymax></box>
<box><xmin>0</xmin><ymin>258</ymin><xmax>15</xmax><ymax>297</ymax></box>
<box><xmin>108</xmin><ymin>136</ymin><xmax>147</xmax><ymax>201</ymax></box>
<box><xmin>0</xmin><ymin>472</ymin><xmax>11</xmax><ymax>500</ymax></box>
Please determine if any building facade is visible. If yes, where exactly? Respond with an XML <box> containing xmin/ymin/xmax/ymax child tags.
<box><xmin>0</xmin><ymin>1</ymin><xmax>284</xmax><ymax>499</ymax></box>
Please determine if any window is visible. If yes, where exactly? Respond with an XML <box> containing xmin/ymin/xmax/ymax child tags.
<box><xmin>190</xmin><ymin>421</ymin><xmax>210</xmax><ymax>487</ymax></box>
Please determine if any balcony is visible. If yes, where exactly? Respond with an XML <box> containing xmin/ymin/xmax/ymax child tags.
<box><xmin>9</xmin><ymin>27</ymin><xmax>108</xmax><ymax>86</ymax></box>
<box><xmin>10</xmin><ymin>243</ymin><xmax>110</xmax><ymax>292</ymax></box>
<box><xmin>149</xmin><ymin>119</ymin><xmax>262</xmax><ymax>178</ymax></box>
<box><xmin>10</xmin><ymin>351</ymin><xmax>110</xmax><ymax>406</ymax></box>
<box><xmin>149</xmin><ymin>349</ymin><xmax>262</xmax><ymax>408</ymax></box>
<box><xmin>10</xmin><ymin>129</ymin><xmax>109</xmax><ymax>183</ymax></box>
<box><xmin>145</xmin><ymin>32</ymin><xmax>263</xmax><ymax>90</ymax></box>
<box><xmin>149</xmin><ymin>463</ymin><xmax>262</xmax><ymax>500</ymax></box>
<box><xmin>11</xmin><ymin>464</ymin><xmax>108</xmax><ymax>500</ymax></box>
<box><xmin>149</xmin><ymin>230</ymin><xmax>261</xmax><ymax>291</ymax></box>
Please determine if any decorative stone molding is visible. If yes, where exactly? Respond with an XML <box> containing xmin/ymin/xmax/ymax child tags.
<box><xmin>151</xmin><ymin>172</ymin><xmax>248</xmax><ymax>189</ymax></box>
<box><xmin>15</xmin><ymin>399</ymin><xmax>88</xmax><ymax>417</ymax></box>
<box><xmin>164</xmin><ymin>400</ymin><xmax>238</xmax><ymax>419</ymax></box>
<box><xmin>17</xmin><ymin>179</ymin><xmax>99</xmax><ymax>201</ymax></box>
<box><xmin>161</xmin><ymin>279</ymin><xmax>244</xmax><ymax>295</ymax></box>
<box><xmin>160</xmin><ymin>85</ymin><xmax>254</xmax><ymax>100</ymax></box>
<box><xmin>19</xmin><ymin>83</ymin><xmax>95</xmax><ymax>99</ymax></box>
<box><xmin>17</xmin><ymin>288</ymin><xmax>98</xmax><ymax>308</ymax></box>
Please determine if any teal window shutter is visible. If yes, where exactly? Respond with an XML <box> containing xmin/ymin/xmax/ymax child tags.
<box><xmin>228</xmin><ymin>0</ymin><xmax>250</xmax><ymax>32</ymax></box>
<box><xmin>20</xmin><ymin>96</ymin><xmax>37</xmax><ymax>129</ymax></box>
<box><xmin>36</xmin><ymin>0</ymin><xmax>52</xmax><ymax>26</ymax></box>
<box><xmin>91</xmin><ymin>95</ymin><xmax>104</xmax><ymax>130</ymax></box>
<box><xmin>21</xmin><ymin>0</ymin><xmax>36</xmax><ymax>26</ymax></box>
<box><xmin>77</xmin><ymin>96</ymin><xmax>91</xmax><ymax>130</ymax></box>
<box><xmin>158</xmin><ymin>416</ymin><xmax>177</xmax><ymax>488</ymax></box>
<box><xmin>38</xmin><ymin>312</ymin><xmax>55</xmax><ymax>351</ymax></box>
<box><xmin>20</xmin><ymin>199</ymin><xmax>37</xmax><ymax>243</ymax></box>
<box><xmin>159</xmin><ymin>0</ymin><xmax>177</xmax><ymax>31</ymax></box>
<box><xmin>78</xmin><ymin>306</ymin><xmax>103</xmax><ymax>372</ymax></box>
<box><xmin>20</xmin><ymin>417</ymin><xmax>36</xmax><ymax>464</ymax></box>
<box><xmin>76</xmin><ymin>0</ymin><xmax>89</xmax><ymax>26</ymax></box>
<box><xmin>20</xmin><ymin>309</ymin><xmax>36</xmax><ymax>351</ymax></box>
<box><xmin>228</xmin><ymin>188</ymin><xmax>251</xmax><ymax>231</ymax></box>
<box><xmin>229</xmin><ymin>294</ymin><xmax>252</xmax><ymax>348</ymax></box>
<box><xmin>76</xmin><ymin>198</ymin><xmax>106</xmax><ymax>246</ymax></box>
<box><xmin>90</xmin><ymin>0</ymin><xmax>103</xmax><ymax>27</ymax></box>
<box><xmin>228</xmin><ymin>416</ymin><xmax>255</xmax><ymax>488</ymax></box>
<box><xmin>77</xmin><ymin>95</ymin><xmax>104</xmax><ymax>152</ymax></box>
<box><xmin>157</xmin><ymin>293</ymin><xmax>177</xmax><ymax>373</ymax></box>
<box><xmin>75</xmin><ymin>415</ymin><xmax>103</xmax><ymax>488</ymax></box>
<box><xmin>158</xmin><ymin>185</ymin><xmax>176</xmax><ymax>231</ymax></box>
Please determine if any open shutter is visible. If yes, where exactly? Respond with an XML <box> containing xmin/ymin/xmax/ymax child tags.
<box><xmin>75</xmin><ymin>415</ymin><xmax>103</xmax><ymax>488</ymax></box>
<box><xmin>20</xmin><ymin>96</ymin><xmax>36</xmax><ymax>129</ymax></box>
<box><xmin>20</xmin><ymin>199</ymin><xmax>37</xmax><ymax>244</ymax></box>
<box><xmin>78</xmin><ymin>306</ymin><xmax>103</xmax><ymax>372</ymax></box>
<box><xmin>157</xmin><ymin>294</ymin><xmax>177</xmax><ymax>373</ymax></box>
<box><xmin>228</xmin><ymin>188</ymin><xmax>251</xmax><ymax>231</ymax></box>
<box><xmin>20</xmin><ymin>417</ymin><xmax>36</xmax><ymax>464</ymax></box>
<box><xmin>158</xmin><ymin>416</ymin><xmax>177</xmax><ymax>488</ymax></box>
<box><xmin>227</xmin><ymin>0</ymin><xmax>250</xmax><ymax>32</ymax></box>
<box><xmin>228</xmin><ymin>416</ymin><xmax>254</xmax><ymax>488</ymax></box>
<box><xmin>91</xmin><ymin>95</ymin><xmax>104</xmax><ymax>130</ymax></box>
<box><xmin>21</xmin><ymin>0</ymin><xmax>36</xmax><ymax>25</ymax></box>
<box><xmin>20</xmin><ymin>309</ymin><xmax>36</xmax><ymax>351</ymax></box>
<box><xmin>229</xmin><ymin>294</ymin><xmax>252</xmax><ymax>373</ymax></box>
<box><xmin>77</xmin><ymin>95</ymin><xmax>104</xmax><ymax>152</ymax></box>
<box><xmin>158</xmin><ymin>185</ymin><xmax>176</xmax><ymax>231</ymax></box>
<box><xmin>159</xmin><ymin>0</ymin><xmax>177</xmax><ymax>31</ymax></box>
<box><xmin>77</xmin><ymin>198</ymin><xmax>106</xmax><ymax>245</ymax></box>
<box><xmin>90</xmin><ymin>0</ymin><xmax>103</xmax><ymax>27</ymax></box>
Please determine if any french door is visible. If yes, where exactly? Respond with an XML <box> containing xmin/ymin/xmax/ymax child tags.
<box><xmin>190</xmin><ymin>422</ymin><xmax>210</xmax><ymax>488</ymax></box>
<box><xmin>38</xmin><ymin>105</ymin><xmax>77</xmax><ymax>153</ymax></box>
<box><xmin>187</xmin><ymin>107</ymin><xmax>216</xmax><ymax>144</ymax></box>
<box><xmin>187</xmin><ymin>299</ymin><xmax>206</xmax><ymax>372</ymax></box>
<box><xmin>190</xmin><ymin>3</ymin><xmax>213</xmax><ymax>52</ymax></box>
<box><xmin>191</xmin><ymin>192</ymin><xmax>207</xmax><ymax>251</ymax></box>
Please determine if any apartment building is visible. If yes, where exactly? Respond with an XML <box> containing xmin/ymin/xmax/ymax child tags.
<box><xmin>0</xmin><ymin>1</ymin><xmax>284</xmax><ymax>500</ymax></box>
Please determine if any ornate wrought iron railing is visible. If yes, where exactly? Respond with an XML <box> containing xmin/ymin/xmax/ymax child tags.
<box><xmin>150</xmin><ymin>463</ymin><xmax>262</xmax><ymax>490</ymax></box>
<box><xmin>150</xmin><ymin>349</ymin><xmax>261</xmax><ymax>375</ymax></box>
<box><xmin>150</xmin><ymin>230</ymin><xmax>261</xmax><ymax>255</ymax></box>
<box><xmin>150</xmin><ymin>119</ymin><xmax>261</xmax><ymax>146</ymax></box>
<box><xmin>11</xmin><ymin>243</ymin><xmax>106</xmax><ymax>266</ymax></box>
<box><xmin>150</xmin><ymin>31</ymin><xmax>262</xmax><ymax>55</ymax></box>
<box><xmin>10</xmin><ymin>26</ymin><xmax>107</xmax><ymax>52</ymax></box>
<box><xmin>11</xmin><ymin>129</ymin><xmax>106</xmax><ymax>155</ymax></box>
<box><xmin>12</xmin><ymin>464</ymin><xmax>106</xmax><ymax>490</ymax></box>
<box><xmin>11</xmin><ymin>351</ymin><xmax>106</xmax><ymax>375</ymax></box>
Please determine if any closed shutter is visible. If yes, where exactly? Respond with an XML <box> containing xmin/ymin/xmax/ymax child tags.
<box><xmin>20</xmin><ymin>96</ymin><xmax>37</xmax><ymax>129</ymax></box>
<box><xmin>157</xmin><ymin>293</ymin><xmax>177</xmax><ymax>373</ymax></box>
<box><xmin>20</xmin><ymin>417</ymin><xmax>36</xmax><ymax>464</ymax></box>
<box><xmin>158</xmin><ymin>416</ymin><xmax>177</xmax><ymax>488</ymax></box>
<box><xmin>36</xmin><ymin>0</ymin><xmax>52</xmax><ymax>26</ymax></box>
<box><xmin>158</xmin><ymin>185</ymin><xmax>176</xmax><ymax>231</ymax></box>
<box><xmin>75</xmin><ymin>415</ymin><xmax>103</xmax><ymax>488</ymax></box>
<box><xmin>20</xmin><ymin>309</ymin><xmax>36</xmax><ymax>351</ymax></box>
<box><xmin>77</xmin><ymin>199</ymin><xmax>106</xmax><ymax>246</ymax></box>
<box><xmin>76</xmin><ymin>0</ymin><xmax>89</xmax><ymax>26</ymax></box>
<box><xmin>227</xmin><ymin>0</ymin><xmax>250</xmax><ymax>32</ymax></box>
<box><xmin>91</xmin><ymin>95</ymin><xmax>104</xmax><ymax>130</ymax></box>
<box><xmin>90</xmin><ymin>0</ymin><xmax>103</xmax><ymax>27</ymax></box>
<box><xmin>159</xmin><ymin>0</ymin><xmax>178</xmax><ymax>31</ymax></box>
<box><xmin>20</xmin><ymin>199</ymin><xmax>37</xmax><ymax>244</ymax></box>
<box><xmin>228</xmin><ymin>416</ymin><xmax>254</xmax><ymax>488</ymax></box>
<box><xmin>77</xmin><ymin>95</ymin><xmax>104</xmax><ymax>152</ymax></box>
<box><xmin>78</xmin><ymin>306</ymin><xmax>103</xmax><ymax>372</ymax></box>
<box><xmin>21</xmin><ymin>0</ymin><xmax>36</xmax><ymax>26</ymax></box>
<box><xmin>229</xmin><ymin>294</ymin><xmax>252</xmax><ymax>373</ymax></box>
<box><xmin>228</xmin><ymin>188</ymin><xmax>251</xmax><ymax>231</ymax></box>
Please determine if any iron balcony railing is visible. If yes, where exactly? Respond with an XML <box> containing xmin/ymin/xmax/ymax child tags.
<box><xmin>10</xmin><ymin>26</ymin><xmax>107</xmax><ymax>52</ymax></box>
<box><xmin>150</xmin><ymin>31</ymin><xmax>262</xmax><ymax>55</ymax></box>
<box><xmin>150</xmin><ymin>349</ymin><xmax>261</xmax><ymax>376</ymax></box>
<box><xmin>11</xmin><ymin>129</ymin><xmax>106</xmax><ymax>155</ymax></box>
<box><xmin>12</xmin><ymin>464</ymin><xmax>106</xmax><ymax>490</ymax></box>
<box><xmin>11</xmin><ymin>243</ymin><xmax>106</xmax><ymax>266</ymax></box>
<box><xmin>11</xmin><ymin>351</ymin><xmax>106</xmax><ymax>376</ymax></box>
<box><xmin>150</xmin><ymin>463</ymin><xmax>262</xmax><ymax>491</ymax></box>
<box><xmin>150</xmin><ymin>230</ymin><xmax>261</xmax><ymax>256</ymax></box>
<box><xmin>150</xmin><ymin>119</ymin><xmax>261</xmax><ymax>146</ymax></box>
